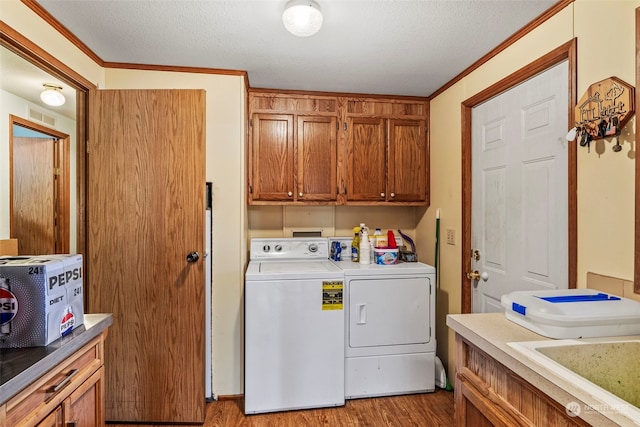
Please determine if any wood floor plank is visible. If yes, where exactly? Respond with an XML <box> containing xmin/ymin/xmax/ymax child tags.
<box><xmin>107</xmin><ymin>390</ymin><xmax>455</xmax><ymax>426</ymax></box>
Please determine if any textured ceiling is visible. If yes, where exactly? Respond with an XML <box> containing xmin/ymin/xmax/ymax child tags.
<box><xmin>32</xmin><ymin>0</ymin><xmax>557</xmax><ymax>98</ymax></box>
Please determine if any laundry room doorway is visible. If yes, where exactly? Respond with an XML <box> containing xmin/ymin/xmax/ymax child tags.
<box><xmin>10</xmin><ymin>115</ymin><xmax>70</xmax><ymax>255</ymax></box>
<box><xmin>461</xmin><ymin>40</ymin><xmax>578</xmax><ymax>313</ymax></box>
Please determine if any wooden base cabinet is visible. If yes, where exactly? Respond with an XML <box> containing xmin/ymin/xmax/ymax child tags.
<box><xmin>454</xmin><ymin>334</ymin><xmax>589</xmax><ymax>427</ymax></box>
<box><xmin>2</xmin><ymin>334</ymin><xmax>106</xmax><ymax>427</ymax></box>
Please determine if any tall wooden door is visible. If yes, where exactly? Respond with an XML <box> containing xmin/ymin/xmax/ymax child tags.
<box><xmin>471</xmin><ymin>61</ymin><xmax>569</xmax><ymax>313</ymax></box>
<box><xmin>10</xmin><ymin>117</ymin><xmax>70</xmax><ymax>255</ymax></box>
<box><xmin>88</xmin><ymin>89</ymin><xmax>206</xmax><ymax>423</ymax></box>
<box><xmin>12</xmin><ymin>136</ymin><xmax>55</xmax><ymax>254</ymax></box>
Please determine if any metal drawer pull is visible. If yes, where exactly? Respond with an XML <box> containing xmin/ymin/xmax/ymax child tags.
<box><xmin>48</xmin><ymin>369</ymin><xmax>79</xmax><ymax>394</ymax></box>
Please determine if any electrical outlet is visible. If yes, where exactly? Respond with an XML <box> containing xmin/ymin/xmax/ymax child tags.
<box><xmin>446</xmin><ymin>229</ymin><xmax>455</xmax><ymax>245</ymax></box>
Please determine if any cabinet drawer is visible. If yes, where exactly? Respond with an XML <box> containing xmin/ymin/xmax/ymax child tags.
<box><xmin>5</xmin><ymin>335</ymin><xmax>104</xmax><ymax>427</ymax></box>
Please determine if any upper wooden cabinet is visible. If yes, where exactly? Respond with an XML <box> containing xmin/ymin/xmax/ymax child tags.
<box><xmin>249</xmin><ymin>92</ymin><xmax>340</xmax><ymax>204</ymax></box>
<box><xmin>345</xmin><ymin>117</ymin><xmax>387</xmax><ymax>202</ymax></box>
<box><xmin>388</xmin><ymin>118</ymin><xmax>428</xmax><ymax>202</ymax></box>
<box><xmin>248</xmin><ymin>91</ymin><xmax>428</xmax><ymax>206</ymax></box>
<box><xmin>345</xmin><ymin>117</ymin><xmax>427</xmax><ymax>203</ymax></box>
<box><xmin>250</xmin><ymin>113</ymin><xmax>337</xmax><ymax>202</ymax></box>
<box><xmin>250</xmin><ymin>113</ymin><xmax>295</xmax><ymax>201</ymax></box>
<box><xmin>297</xmin><ymin>115</ymin><xmax>338</xmax><ymax>202</ymax></box>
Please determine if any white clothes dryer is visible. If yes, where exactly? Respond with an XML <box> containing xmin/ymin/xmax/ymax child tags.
<box><xmin>330</xmin><ymin>238</ymin><xmax>436</xmax><ymax>399</ymax></box>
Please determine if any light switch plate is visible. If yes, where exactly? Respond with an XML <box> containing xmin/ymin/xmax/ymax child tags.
<box><xmin>446</xmin><ymin>229</ymin><xmax>455</xmax><ymax>245</ymax></box>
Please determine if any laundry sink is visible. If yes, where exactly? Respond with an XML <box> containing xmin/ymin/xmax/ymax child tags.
<box><xmin>508</xmin><ymin>338</ymin><xmax>640</xmax><ymax>423</ymax></box>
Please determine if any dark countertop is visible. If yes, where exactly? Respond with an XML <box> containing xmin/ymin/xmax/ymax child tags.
<box><xmin>0</xmin><ymin>313</ymin><xmax>112</xmax><ymax>405</ymax></box>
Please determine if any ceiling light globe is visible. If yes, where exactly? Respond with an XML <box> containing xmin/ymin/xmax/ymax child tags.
<box><xmin>40</xmin><ymin>84</ymin><xmax>66</xmax><ymax>106</ymax></box>
<box><xmin>282</xmin><ymin>0</ymin><xmax>323</xmax><ymax>37</ymax></box>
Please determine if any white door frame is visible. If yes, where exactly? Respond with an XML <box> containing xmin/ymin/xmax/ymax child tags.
<box><xmin>460</xmin><ymin>39</ymin><xmax>578</xmax><ymax>313</ymax></box>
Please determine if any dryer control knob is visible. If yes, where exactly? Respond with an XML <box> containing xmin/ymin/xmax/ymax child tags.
<box><xmin>308</xmin><ymin>243</ymin><xmax>318</xmax><ymax>253</ymax></box>
<box><xmin>262</xmin><ymin>244</ymin><xmax>271</xmax><ymax>252</ymax></box>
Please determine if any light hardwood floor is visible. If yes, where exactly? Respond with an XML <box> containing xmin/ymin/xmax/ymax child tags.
<box><xmin>107</xmin><ymin>389</ymin><xmax>455</xmax><ymax>426</ymax></box>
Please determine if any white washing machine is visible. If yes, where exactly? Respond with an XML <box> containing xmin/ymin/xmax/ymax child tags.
<box><xmin>244</xmin><ymin>238</ymin><xmax>345</xmax><ymax>414</ymax></box>
<box><xmin>330</xmin><ymin>238</ymin><xmax>436</xmax><ymax>399</ymax></box>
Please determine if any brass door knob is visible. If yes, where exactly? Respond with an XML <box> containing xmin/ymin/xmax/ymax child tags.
<box><xmin>466</xmin><ymin>270</ymin><xmax>489</xmax><ymax>281</ymax></box>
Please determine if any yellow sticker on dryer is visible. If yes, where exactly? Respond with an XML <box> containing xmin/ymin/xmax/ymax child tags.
<box><xmin>322</xmin><ymin>281</ymin><xmax>343</xmax><ymax>310</ymax></box>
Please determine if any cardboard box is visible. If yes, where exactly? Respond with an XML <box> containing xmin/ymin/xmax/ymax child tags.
<box><xmin>0</xmin><ymin>254</ymin><xmax>84</xmax><ymax>348</ymax></box>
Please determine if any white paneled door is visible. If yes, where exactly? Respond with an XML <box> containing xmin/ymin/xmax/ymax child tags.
<box><xmin>471</xmin><ymin>61</ymin><xmax>569</xmax><ymax>313</ymax></box>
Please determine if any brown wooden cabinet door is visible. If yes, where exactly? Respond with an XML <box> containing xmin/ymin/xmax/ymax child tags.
<box><xmin>297</xmin><ymin>115</ymin><xmax>337</xmax><ymax>201</ymax></box>
<box><xmin>88</xmin><ymin>89</ymin><xmax>205</xmax><ymax>423</ymax></box>
<box><xmin>63</xmin><ymin>368</ymin><xmax>104</xmax><ymax>426</ymax></box>
<box><xmin>388</xmin><ymin>119</ymin><xmax>427</xmax><ymax>202</ymax></box>
<box><xmin>251</xmin><ymin>113</ymin><xmax>295</xmax><ymax>201</ymax></box>
<box><xmin>36</xmin><ymin>407</ymin><xmax>62</xmax><ymax>427</ymax></box>
<box><xmin>346</xmin><ymin>117</ymin><xmax>386</xmax><ymax>202</ymax></box>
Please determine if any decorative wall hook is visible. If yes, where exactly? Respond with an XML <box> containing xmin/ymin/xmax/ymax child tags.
<box><xmin>573</xmin><ymin>77</ymin><xmax>635</xmax><ymax>152</ymax></box>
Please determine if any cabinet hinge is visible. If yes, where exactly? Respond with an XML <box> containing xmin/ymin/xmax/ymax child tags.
<box><xmin>249</xmin><ymin>185</ymin><xmax>253</xmax><ymax>194</ymax></box>
<box><xmin>344</xmin><ymin>122</ymin><xmax>348</xmax><ymax>132</ymax></box>
<box><xmin>86</xmin><ymin>140</ymin><xmax>90</xmax><ymax>154</ymax></box>
<box><xmin>249</xmin><ymin>119</ymin><xmax>253</xmax><ymax>127</ymax></box>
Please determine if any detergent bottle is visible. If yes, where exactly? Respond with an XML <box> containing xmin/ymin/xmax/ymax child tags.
<box><xmin>372</xmin><ymin>228</ymin><xmax>382</xmax><ymax>247</ymax></box>
<box><xmin>359</xmin><ymin>224</ymin><xmax>371</xmax><ymax>265</ymax></box>
<box><xmin>351</xmin><ymin>226</ymin><xmax>361</xmax><ymax>262</ymax></box>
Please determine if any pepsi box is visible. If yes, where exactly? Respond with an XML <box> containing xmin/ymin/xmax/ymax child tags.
<box><xmin>0</xmin><ymin>254</ymin><xmax>84</xmax><ymax>348</ymax></box>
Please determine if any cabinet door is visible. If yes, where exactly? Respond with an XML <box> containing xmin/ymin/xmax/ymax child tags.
<box><xmin>346</xmin><ymin>117</ymin><xmax>386</xmax><ymax>201</ymax></box>
<box><xmin>388</xmin><ymin>119</ymin><xmax>427</xmax><ymax>202</ymax></box>
<box><xmin>63</xmin><ymin>368</ymin><xmax>104</xmax><ymax>426</ymax></box>
<box><xmin>297</xmin><ymin>116</ymin><xmax>337</xmax><ymax>201</ymax></box>
<box><xmin>37</xmin><ymin>407</ymin><xmax>63</xmax><ymax>427</ymax></box>
<box><xmin>251</xmin><ymin>114</ymin><xmax>295</xmax><ymax>201</ymax></box>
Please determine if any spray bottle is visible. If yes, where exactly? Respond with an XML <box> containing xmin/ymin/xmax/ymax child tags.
<box><xmin>359</xmin><ymin>223</ymin><xmax>371</xmax><ymax>265</ymax></box>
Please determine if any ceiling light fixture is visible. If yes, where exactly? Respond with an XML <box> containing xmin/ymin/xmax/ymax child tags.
<box><xmin>40</xmin><ymin>83</ymin><xmax>65</xmax><ymax>107</ymax></box>
<box><xmin>282</xmin><ymin>0</ymin><xmax>323</xmax><ymax>37</ymax></box>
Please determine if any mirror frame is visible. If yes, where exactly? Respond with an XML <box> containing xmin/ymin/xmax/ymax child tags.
<box><xmin>635</xmin><ymin>7</ymin><xmax>640</xmax><ymax>294</ymax></box>
<box><xmin>1</xmin><ymin>22</ymin><xmax>94</xmax><ymax>267</ymax></box>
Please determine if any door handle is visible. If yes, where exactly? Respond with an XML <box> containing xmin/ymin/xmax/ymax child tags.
<box><xmin>466</xmin><ymin>270</ymin><xmax>489</xmax><ymax>281</ymax></box>
<box><xmin>186</xmin><ymin>251</ymin><xmax>200</xmax><ymax>263</ymax></box>
<box><xmin>356</xmin><ymin>304</ymin><xmax>367</xmax><ymax>324</ymax></box>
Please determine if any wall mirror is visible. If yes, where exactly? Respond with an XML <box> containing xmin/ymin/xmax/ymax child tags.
<box><xmin>1</xmin><ymin>28</ymin><xmax>91</xmax><ymax>259</ymax></box>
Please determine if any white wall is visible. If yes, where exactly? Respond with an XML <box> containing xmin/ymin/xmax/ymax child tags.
<box><xmin>0</xmin><ymin>89</ymin><xmax>78</xmax><ymax>252</ymax></box>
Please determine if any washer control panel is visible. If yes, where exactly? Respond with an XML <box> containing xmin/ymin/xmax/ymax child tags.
<box><xmin>250</xmin><ymin>238</ymin><xmax>329</xmax><ymax>260</ymax></box>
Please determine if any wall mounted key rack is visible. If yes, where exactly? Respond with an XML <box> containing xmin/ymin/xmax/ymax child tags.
<box><xmin>572</xmin><ymin>76</ymin><xmax>635</xmax><ymax>152</ymax></box>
